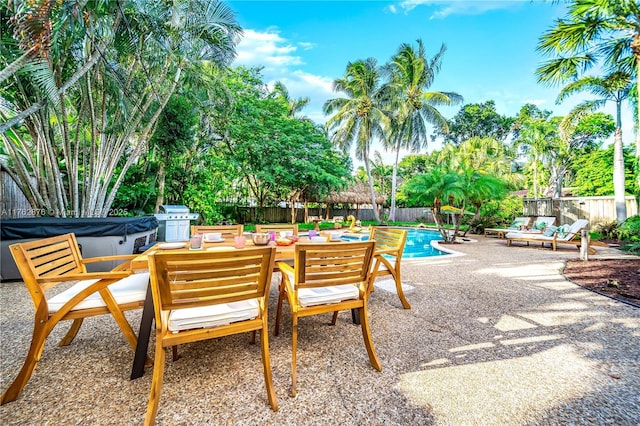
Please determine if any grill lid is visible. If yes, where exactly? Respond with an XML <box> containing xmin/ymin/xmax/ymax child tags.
<box><xmin>155</xmin><ymin>205</ymin><xmax>199</xmax><ymax>221</ymax></box>
<box><xmin>158</xmin><ymin>205</ymin><xmax>190</xmax><ymax>214</ymax></box>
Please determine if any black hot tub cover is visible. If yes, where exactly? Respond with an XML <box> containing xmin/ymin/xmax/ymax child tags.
<box><xmin>1</xmin><ymin>216</ymin><xmax>158</xmax><ymax>240</ymax></box>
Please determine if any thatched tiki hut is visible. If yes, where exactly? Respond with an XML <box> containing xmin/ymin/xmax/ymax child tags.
<box><xmin>325</xmin><ymin>182</ymin><xmax>386</xmax><ymax>220</ymax></box>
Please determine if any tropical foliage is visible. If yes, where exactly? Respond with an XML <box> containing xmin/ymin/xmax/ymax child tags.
<box><xmin>1</xmin><ymin>0</ymin><xmax>241</xmax><ymax>217</ymax></box>
<box><xmin>536</xmin><ymin>0</ymin><xmax>640</xmax><ymax>222</ymax></box>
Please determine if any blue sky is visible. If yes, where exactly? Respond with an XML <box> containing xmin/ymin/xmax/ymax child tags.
<box><xmin>227</xmin><ymin>0</ymin><xmax>634</xmax><ymax>162</ymax></box>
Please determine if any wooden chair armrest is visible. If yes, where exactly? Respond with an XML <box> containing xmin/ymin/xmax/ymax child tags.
<box><xmin>277</xmin><ymin>262</ymin><xmax>294</xmax><ymax>275</ymax></box>
<box><xmin>277</xmin><ymin>262</ymin><xmax>297</xmax><ymax>302</ymax></box>
<box><xmin>81</xmin><ymin>254</ymin><xmax>137</xmax><ymax>264</ymax></box>
<box><xmin>375</xmin><ymin>249</ymin><xmax>398</xmax><ymax>256</ymax></box>
<box><xmin>38</xmin><ymin>270</ymin><xmax>131</xmax><ymax>284</ymax></box>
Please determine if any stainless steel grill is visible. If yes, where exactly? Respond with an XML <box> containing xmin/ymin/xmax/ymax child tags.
<box><xmin>154</xmin><ymin>205</ymin><xmax>199</xmax><ymax>242</ymax></box>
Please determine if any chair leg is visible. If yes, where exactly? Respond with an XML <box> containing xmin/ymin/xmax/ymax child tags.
<box><xmin>172</xmin><ymin>346</ymin><xmax>180</xmax><ymax>361</ymax></box>
<box><xmin>274</xmin><ymin>278</ymin><xmax>285</xmax><ymax>336</ymax></box>
<box><xmin>1</xmin><ymin>322</ymin><xmax>49</xmax><ymax>404</ymax></box>
<box><xmin>330</xmin><ymin>311</ymin><xmax>339</xmax><ymax>325</ymax></box>
<box><xmin>100</xmin><ymin>290</ymin><xmax>139</xmax><ymax>351</ymax></box>
<box><xmin>58</xmin><ymin>318</ymin><xmax>84</xmax><ymax>346</ymax></box>
<box><xmin>144</xmin><ymin>339</ymin><xmax>167</xmax><ymax>426</ymax></box>
<box><xmin>358</xmin><ymin>306</ymin><xmax>381</xmax><ymax>371</ymax></box>
<box><xmin>290</xmin><ymin>316</ymin><xmax>298</xmax><ymax>398</ymax></box>
<box><xmin>250</xmin><ymin>330</ymin><xmax>257</xmax><ymax>344</ymax></box>
<box><xmin>393</xmin><ymin>269</ymin><xmax>411</xmax><ymax>310</ymax></box>
<box><xmin>260</xmin><ymin>321</ymin><xmax>279</xmax><ymax>411</ymax></box>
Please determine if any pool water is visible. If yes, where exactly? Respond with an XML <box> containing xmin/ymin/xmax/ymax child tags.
<box><xmin>342</xmin><ymin>228</ymin><xmax>447</xmax><ymax>259</ymax></box>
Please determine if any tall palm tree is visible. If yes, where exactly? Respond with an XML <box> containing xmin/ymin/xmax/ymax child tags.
<box><xmin>556</xmin><ymin>71</ymin><xmax>634</xmax><ymax>222</ymax></box>
<box><xmin>323</xmin><ymin>58</ymin><xmax>389</xmax><ymax>222</ymax></box>
<box><xmin>381</xmin><ymin>40</ymin><xmax>463</xmax><ymax>221</ymax></box>
<box><xmin>536</xmin><ymin>0</ymin><xmax>640</xmax><ymax>221</ymax></box>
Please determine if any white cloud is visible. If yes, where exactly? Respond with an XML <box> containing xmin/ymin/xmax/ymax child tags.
<box><xmin>233</xmin><ymin>29</ymin><xmax>335</xmax><ymax>124</ymax></box>
<box><xmin>298</xmin><ymin>42</ymin><xmax>315</xmax><ymax>51</ymax></box>
<box><xmin>393</xmin><ymin>0</ymin><xmax>527</xmax><ymax>19</ymax></box>
<box><xmin>234</xmin><ymin>29</ymin><xmax>303</xmax><ymax>68</ymax></box>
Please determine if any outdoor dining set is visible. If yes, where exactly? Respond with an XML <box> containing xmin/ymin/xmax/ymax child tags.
<box><xmin>0</xmin><ymin>224</ymin><xmax>409</xmax><ymax>425</ymax></box>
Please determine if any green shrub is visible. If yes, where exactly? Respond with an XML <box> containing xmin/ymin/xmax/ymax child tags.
<box><xmin>621</xmin><ymin>241</ymin><xmax>640</xmax><ymax>255</ymax></box>
<box><xmin>616</xmin><ymin>215</ymin><xmax>640</xmax><ymax>242</ymax></box>
<box><xmin>596</xmin><ymin>220</ymin><xmax>618</xmax><ymax>240</ymax></box>
<box><xmin>468</xmin><ymin>216</ymin><xmax>498</xmax><ymax>234</ymax></box>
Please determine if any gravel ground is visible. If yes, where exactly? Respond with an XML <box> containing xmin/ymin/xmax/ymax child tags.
<box><xmin>1</xmin><ymin>236</ymin><xmax>639</xmax><ymax>425</ymax></box>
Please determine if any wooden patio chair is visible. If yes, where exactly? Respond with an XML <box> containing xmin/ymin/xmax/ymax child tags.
<box><xmin>255</xmin><ymin>223</ymin><xmax>299</xmax><ymax>236</ymax></box>
<box><xmin>1</xmin><ymin>233</ymin><xmax>149</xmax><ymax>404</ymax></box>
<box><xmin>190</xmin><ymin>224</ymin><xmax>244</xmax><ymax>238</ymax></box>
<box><xmin>144</xmin><ymin>247</ymin><xmax>278</xmax><ymax>424</ymax></box>
<box><xmin>367</xmin><ymin>227</ymin><xmax>410</xmax><ymax>309</ymax></box>
<box><xmin>273</xmin><ymin>241</ymin><xmax>380</xmax><ymax>397</ymax></box>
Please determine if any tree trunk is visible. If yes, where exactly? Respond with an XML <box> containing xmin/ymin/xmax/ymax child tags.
<box><xmin>155</xmin><ymin>161</ymin><xmax>166</xmax><ymax>213</ymax></box>
<box><xmin>613</xmin><ymin>101</ymin><xmax>627</xmax><ymax>223</ymax></box>
<box><xmin>389</xmin><ymin>138</ymin><xmax>402</xmax><ymax>222</ymax></box>
<box><xmin>364</xmin><ymin>150</ymin><xmax>381</xmax><ymax>222</ymax></box>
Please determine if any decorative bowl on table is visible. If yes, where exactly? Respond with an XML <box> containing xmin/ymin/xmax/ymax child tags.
<box><xmin>275</xmin><ymin>238</ymin><xmax>294</xmax><ymax>246</ymax></box>
<box><xmin>252</xmin><ymin>233</ymin><xmax>271</xmax><ymax>246</ymax></box>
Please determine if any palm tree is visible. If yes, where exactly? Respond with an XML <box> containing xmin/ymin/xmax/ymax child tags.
<box><xmin>514</xmin><ymin>117</ymin><xmax>558</xmax><ymax>199</ymax></box>
<box><xmin>404</xmin><ymin>166</ymin><xmax>463</xmax><ymax>242</ymax></box>
<box><xmin>272</xmin><ymin>81</ymin><xmax>310</xmax><ymax>117</ymax></box>
<box><xmin>323</xmin><ymin>58</ymin><xmax>389</xmax><ymax>222</ymax></box>
<box><xmin>438</xmin><ymin>137</ymin><xmax>520</xmax><ymax>219</ymax></box>
<box><xmin>536</xmin><ymin>0</ymin><xmax>640</xmax><ymax>221</ymax></box>
<box><xmin>380</xmin><ymin>40</ymin><xmax>463</xmax><ymax>222</ymax></box>
<box><xmin>556</xmin><ymin>71</ymin><xmax>634</xmax><ymax>222</ymax></box>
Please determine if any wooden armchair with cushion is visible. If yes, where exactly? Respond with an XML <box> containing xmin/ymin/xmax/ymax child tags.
<box><xmin>144</xmin><ymin>247</ymin><xmax>278</xmax><ymax>424</ymax></box>
<box><xmin>1</xmin><ymin>233</ymin><xmax>149</xmax><ymax>404</ymax></box>
<box><xmin>368</xmin><ymin>227</ymin><xmax>410</xmax><ymax>309</ymax></box>
<box><xmin>273</xmin><ymin>241</ymin><xmax>380</xmax><ymax>397</ymax></box>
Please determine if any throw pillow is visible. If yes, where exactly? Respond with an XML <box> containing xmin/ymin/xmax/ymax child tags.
<box><xmin>509</xmin><ymin>219</ymin><xmax>525</xmax><ymax>229</ymax></box>
<box><xmin>543</xmin><ymin>225</ymin><xmax>558</xmax><ymax>237</ymax></box>
<box><xmin>556</xmin><ymin>226</ymin><xmax>567</xmax><ymax>239</ymax></box>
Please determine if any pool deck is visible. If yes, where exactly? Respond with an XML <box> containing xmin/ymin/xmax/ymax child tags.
<box><xmin>1</xmin><ymin>235</ymin><xmax>638</xmax><ymax>425</ymax></box>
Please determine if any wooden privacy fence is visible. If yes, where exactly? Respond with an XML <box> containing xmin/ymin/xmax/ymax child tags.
<box><xmin>235</xmin><ymin>207</ymin><xmax>434</xmax><ymax>224</ymax></box>
<box><xmin>236</xmin><ymin>207</ymin><xmax>433</xmax><ymax>223</ymax></box>
<box><xmin>523</xmin><ymin>196</ymin><xmax>638</xmax><ymax>227</ymax></box>
<box><xmin>1</xmin><ymin>168</ymin><xmax>32</xmax><ymax>219</ymax></box>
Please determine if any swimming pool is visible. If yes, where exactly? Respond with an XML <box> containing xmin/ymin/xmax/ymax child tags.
<box><xmin>342</xmin><ymin>227</ymin><xmax>448</xmax><ymax>259</ymax></box>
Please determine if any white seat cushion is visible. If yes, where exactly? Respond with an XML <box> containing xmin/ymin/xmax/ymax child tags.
<box><xmin>298</xmin><ymin>284</ymin><xmax>360</xmax><ymax>307</ymax></box>
<box><xmin>168</xmin><ymin>299</ymin><xmax>260</xmax><ymax>332</ymax></box>
<box><xmin>48</xmin><ymin>272</ymin><xmax>149</xmax><ymax>313</ymax></box>
<box><xmin>284</xmin><ymin>271</ymin><xmax>360</xmax><ymax>307</ymax></box>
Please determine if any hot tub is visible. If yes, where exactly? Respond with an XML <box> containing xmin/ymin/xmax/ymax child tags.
<box><xmin>1</xmin><ymin>216</ymin><xmax>158</xmax><ymax>281</ymax></box>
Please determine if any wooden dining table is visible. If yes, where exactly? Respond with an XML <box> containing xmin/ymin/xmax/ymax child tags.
<box><xmin>129</xmin><ymin>236</ymin><xmax>298</xmax><ymax>380</ymax></box>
